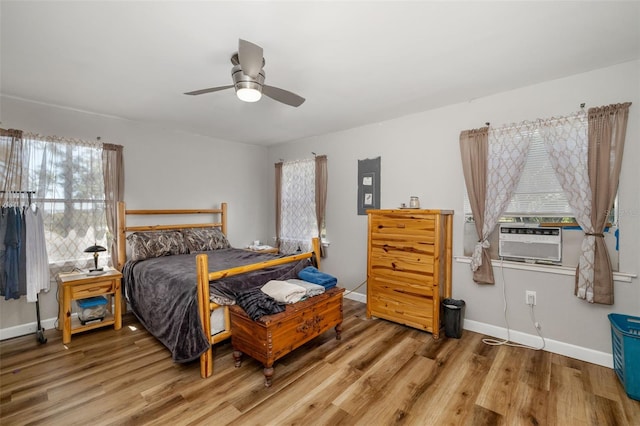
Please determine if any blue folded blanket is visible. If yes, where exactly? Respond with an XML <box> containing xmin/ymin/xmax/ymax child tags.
<box><xmin>298</xmin><ymin>266</ymin><xmax>337</xmax><ymax>289</ymax></box>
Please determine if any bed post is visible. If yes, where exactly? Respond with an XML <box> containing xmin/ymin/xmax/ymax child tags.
<box><xmin>196</xmin><ymin>253</ymin><xmax>214</xmax><ymax>378</ymax></box>
<box><xmin>312</xmin><ymin>237</ymin><xmax>321</xmax><ymax>270</ymax></box>
<box><xmin>220</xmin><ymin>202</ymin><xmax>227</xmax><ymax>236</ymax></box>
<box><xmin>117</xmin><ymin>201</ymin><xmax>126</xmax><ymax>271</ymax></box>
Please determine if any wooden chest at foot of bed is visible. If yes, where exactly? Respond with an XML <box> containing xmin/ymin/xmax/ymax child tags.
<box><xmin>229</xmin><ymin>286</ymin><xmax>344</xmax><ymax>387</ymax></box>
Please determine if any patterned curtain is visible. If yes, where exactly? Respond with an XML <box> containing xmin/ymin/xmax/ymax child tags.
<box><xmin>539</xmin><ymin>103</ymin><xmax>631</xmax><ymax>304</ymax></box>
<box><xmin>462</xmin><ymin>102</ymin><xmax>630</xmax><ymax>301</ymax></box>
<box><xmin>279</xmin><ymin>158</ymin><xmax>317</xmax><ymax>254</ymax></box>
<box><xmin>460</xmin><ymin>125</ymin><xmax>532</xmax><ymax>284</ymax></box>
<box><xmin>539</xmin><ymin>111</ymin><xmax>595</xmax><ymax>299</ymax></box>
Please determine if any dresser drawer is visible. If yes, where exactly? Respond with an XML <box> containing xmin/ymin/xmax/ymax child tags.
<box><xmin>70</xmin><ymin>279</ymin><xmax>115</xmax><ymax>299</ymax></box>
<box><xmin>368</xmin><ymin>274</ymin><xmax>435</xmax><ymax>298</ymax></box>
<box><xmin>367</xmin><ymin>276</ymin><xmax>435</xmax><ymax>332</ymax></box>
<box><xmin>369</xmin><ymin>239</ymin><xmax>435</xmax><ymax>261</ymax></box>
<box><xmin>369</xmin><ymin>253</ymin><xmax>435</xmax><ymax>285</ymax></box>
<box><xmin>370</xmin><ymin>214</ymin><xmax>437</xmax><ymax>243</ymax></box>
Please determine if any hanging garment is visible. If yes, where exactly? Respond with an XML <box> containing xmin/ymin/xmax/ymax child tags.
<box><xmin>19</xmin><ymin>206</ymin><xmax>27</xmax><ymax>296</ymax></box>
<box><xmin>25</xmin><ymin>205</ymin><xmax>50</xmax><ymax>302</ymax></box>
<box><xmin>0</xmin><ymin>207</ymin><xmax>7</xmax><ymax>296</ymax></box>
<box><xmin>3</xmin><ymin>207</ymin><xmax>22</xmax><ymax>299</ymax></box>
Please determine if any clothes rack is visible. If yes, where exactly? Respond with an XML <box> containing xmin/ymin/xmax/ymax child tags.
<box><xmin>1</xmin><ymin>190</ymin><xmax>47</xmax><ymax>344</ymax></box>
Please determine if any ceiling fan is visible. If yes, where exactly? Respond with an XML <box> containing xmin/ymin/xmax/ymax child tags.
<box><xmin>184</xmin><ymin>39</ymin><xmax>305</xmax><ymax>107</ymax></box>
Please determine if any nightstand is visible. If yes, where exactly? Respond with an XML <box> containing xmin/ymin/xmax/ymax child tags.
<box><xmin>57</xmin><ymin>269</ymin><xmax>122</xmax><ymax>344</ymax></box>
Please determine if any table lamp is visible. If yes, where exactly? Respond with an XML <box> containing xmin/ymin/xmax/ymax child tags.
<box><xmin>84</xmin><ymin>244</ymin><xmax>107</xmax><ymax>272</ymax></box>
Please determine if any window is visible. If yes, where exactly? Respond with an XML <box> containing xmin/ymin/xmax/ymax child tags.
<box><xmin>279</xmin><ymin>159</ymin><xmax>317</xmax><ymax>254</ymax></box>
<box><xmin>1</xmin><ymin>133</ymin><xmax>109</xmax><ymax>273</ymax></box>
<box><xmin>463</xmin><ymin>130</ymin><xmax>618</xmax><ymax>269</ymax></box>
<box><xmin>464</xmin><ymin>131</ymin><xmax>577</xmax><ymax>224</ymax></box>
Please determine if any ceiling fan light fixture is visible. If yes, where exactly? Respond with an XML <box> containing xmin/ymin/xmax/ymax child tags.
<box><xmin>236</xmin><ymin>86</ymin><xmax>262</xmax><ymax>102</ymax></box>
<box><xmin>232</xmin><ymin>65</ymin><xmax>265</xmax><ymax>103</ymax></box>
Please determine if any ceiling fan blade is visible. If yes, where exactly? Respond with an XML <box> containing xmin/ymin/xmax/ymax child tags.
<box><xmin>238</xmin><ymin>39</ymin><xmax>263</xmax><ymax>78</ymax></box>
<box><xmin>262</xmin><ymin>85</ymin><xmax>305</xmax><ymax>107</ymax></box>
<box><xmin>184</xmin><ymin>85</ymin><xmax>233</xmax><ymax>96</ymax></box>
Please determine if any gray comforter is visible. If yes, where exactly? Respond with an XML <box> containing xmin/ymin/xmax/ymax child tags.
<box><xmin>122</xmin><ymin>248</ymin><xmax>311</xmax><ymax>363</ymax></box>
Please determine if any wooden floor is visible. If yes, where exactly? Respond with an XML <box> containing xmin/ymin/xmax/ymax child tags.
<box><xmin>1</xmin><ymin>298</ymin><xmax>638</xmax><ymax>425</ymax></box>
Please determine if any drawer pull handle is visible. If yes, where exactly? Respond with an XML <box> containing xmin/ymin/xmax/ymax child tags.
<box><xmin>88</xmin><ymin>287</ymin><xmax>103</xmax><ymax>292</ymax></box>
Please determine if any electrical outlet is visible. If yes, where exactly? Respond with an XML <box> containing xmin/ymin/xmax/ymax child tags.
<box><xmin>526</xmin><ymin>290</ymin><xmax>536</xmax><ymax>306</ymax></box>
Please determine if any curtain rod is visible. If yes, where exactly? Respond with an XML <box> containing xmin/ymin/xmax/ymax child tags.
<box><xmin>277</xmin><ymin>153</ymin><xmax>326</xmax><ymax>163</ymax></box>
<box><xmin>484</xmin><ymin>103</ymin><xmax>587</xmax><ymax>129</ymax></box>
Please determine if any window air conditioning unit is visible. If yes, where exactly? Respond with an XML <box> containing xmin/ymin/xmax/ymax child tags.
<box><xmin>498</xmin><ymin>225</ymin><xmax>562</xmax><ymax>263</ymax></box>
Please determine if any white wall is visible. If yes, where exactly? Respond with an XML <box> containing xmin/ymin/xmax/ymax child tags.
<box><xmin>0</xmin><ymin>97</ymin><xmax>271</xmax><ymax>333</ymax></box>
<box><xmin>267</xmin><ymin>60</ymin><xmax>640</xmax><ymax>362</ymax></box>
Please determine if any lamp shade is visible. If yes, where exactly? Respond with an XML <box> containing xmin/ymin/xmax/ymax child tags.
<box><xmin>84</xmin><ymin>245</ymin><xmax>107</xmax><ymax>253</ymax></box>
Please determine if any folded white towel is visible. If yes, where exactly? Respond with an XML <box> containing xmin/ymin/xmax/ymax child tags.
<box><xmin>286</xmin><ymin>279</ymin><xmax>326</xmax><ymax>298</ymax></box>
<box><xmin>261</xmin><ymin>280</ymin><xmax>307</xmax><ymax>304</ymax></box>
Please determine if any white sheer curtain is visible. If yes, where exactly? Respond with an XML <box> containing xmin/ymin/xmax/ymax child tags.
<box><xmin>17</xmin><ymin>133</ymin><xmax>108</xmax><ymax>274</ymax></box>
<box><xmin>280</xmin><ymin>158</ymin><xmax>317</xmax><ymax>254</ymax></box>
<box><xmin>538</xmin><ymin>111</ymin><xmax>595</xmax><ymax>300</ymax></box>
<box><xmin>470</xmin><ymin>124</ymin><xmax>532</xmax><ymax>274</ymax></box>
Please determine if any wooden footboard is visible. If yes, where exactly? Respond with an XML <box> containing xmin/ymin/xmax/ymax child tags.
<box><xmin>196</xmin><ymin>238</ymin><xmax>321</xmax><ymax>378</ymax></box>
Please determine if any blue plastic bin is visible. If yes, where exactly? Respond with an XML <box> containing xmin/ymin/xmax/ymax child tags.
<box><xmin>608</xmin><ymin>313</ymin><xmax>640</xmax><ymax>401</ymax></box>
<box><xmin>75</xmin><ymin>296</ymin><xmax>108</xmax><ymax>325</ymax></box>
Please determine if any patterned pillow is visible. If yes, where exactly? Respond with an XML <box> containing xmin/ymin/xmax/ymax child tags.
<box><xmin>127</xmin><ymin>230</ymin><xmax>188</xmax><ymax>261</ymax></box>
<box><xmin>182</xmin><ymin>227</ymin><xmax>231</xmax><ymax>252</ymax></box>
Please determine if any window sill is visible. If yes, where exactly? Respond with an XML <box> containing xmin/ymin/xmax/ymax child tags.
<box><xmin>454</xmin><ymin>256</ymin><xmax>636</xmax><ymax>283</ymax></box>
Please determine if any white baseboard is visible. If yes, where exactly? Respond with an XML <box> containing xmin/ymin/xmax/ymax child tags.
<box><xmin>344</xmin><ymin>291</ymin><xmax>366</xmax><ymax>304</ymax></box>
<box><xmin>341</xmin><ymin>293</ymin><xmax>613</xmax><ymax>369</ymax></box>
<box><xmin>0</xmin><ymin>316</ymin><xmax>58</xmax><ymax>341</ymax></box>
<box><xmin>463</xmin><ymin>319</ymin><xmax>613</xmax><ymax>368</ymax></box>
<box><xmin>4</xmin><ymin>294</ymin><xmax>613</xmax><ymax>369</ymax></box>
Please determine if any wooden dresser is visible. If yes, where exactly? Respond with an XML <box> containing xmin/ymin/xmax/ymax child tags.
<box><xmin>366</xmin><ymin>209</ymin><xmax>453</xmax><ymax>339</ymax></box>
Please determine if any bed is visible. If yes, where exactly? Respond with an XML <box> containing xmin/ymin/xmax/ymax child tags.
<box><xmin>116</xmin><ymin>202</ymin><xmax>343</xmax><ymax>384</ymax></box>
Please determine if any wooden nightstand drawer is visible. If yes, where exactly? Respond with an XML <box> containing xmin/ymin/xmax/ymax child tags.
<box><xmin>70</xmin><ymin>279</ymin><xmax>115</xmax><ymax>299</ymax></box>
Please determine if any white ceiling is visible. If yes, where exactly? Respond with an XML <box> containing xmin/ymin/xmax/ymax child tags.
<box><xmin>2</xmin><ymin>1</ymin><xmax>639</xmax><ymax>146</ymax></box>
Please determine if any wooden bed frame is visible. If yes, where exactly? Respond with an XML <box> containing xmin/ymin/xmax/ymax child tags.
<box><xmin>116</xmin><ymin>201</ymin><xmax>322</xmax><ymax>379</ymax></box>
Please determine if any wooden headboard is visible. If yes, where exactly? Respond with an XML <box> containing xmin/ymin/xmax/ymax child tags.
<box><xmin>116</xmin><ymin>201</ymin><xmax>227</xmax><ymax>271</ymax></box>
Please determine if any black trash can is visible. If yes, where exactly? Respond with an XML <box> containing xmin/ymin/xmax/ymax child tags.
<box><xmin>442</xmin><ymin>298</ymin><xmax>465</xmax><ymax>338</ymax></box>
